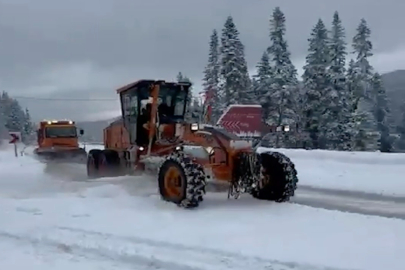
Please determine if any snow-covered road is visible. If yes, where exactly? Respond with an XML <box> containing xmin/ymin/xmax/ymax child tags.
<box><xmin>19</xmin><ymin>144</ymin><xmax>405</xmax><ymax>220</ymax></box>
<box><xmin>1</xmin><ymin>142</ymin><xmax>404</xmax><ymax>270</ymax></box>
<box><xmin>1</xmin><ymin>185</ymin><xmax>404</xmax><ymax>270</ymax></box>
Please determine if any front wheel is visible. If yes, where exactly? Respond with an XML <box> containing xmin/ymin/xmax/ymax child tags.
<box><xmin>251</xmin><ymin>151</ymin><xmax>298</xmax><ymax>202</ymax></box>
<box><xmin>158</xmin><ymin>152</ymin><xmax>207</xmax><ymax>208</ymax></box>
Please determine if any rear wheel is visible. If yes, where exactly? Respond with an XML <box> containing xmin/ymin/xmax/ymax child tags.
<box><xmin>251</xmin><ymin>151</ymin><xmax>298</xmax><ymax>202</ymax></box>
<box><xmin>87</xmin><ymin>149</ymin><xmax>102</xmax><ymax>179</ymax></box>
<box><xmin>158</xmin><ymin>152</ymin><xmax>206</xmax><ymax>208</ymax></box>
<box><xmin>87</xmin><ymin>149</ymin><xmax>121</xmax><ymax>178</ymax></box>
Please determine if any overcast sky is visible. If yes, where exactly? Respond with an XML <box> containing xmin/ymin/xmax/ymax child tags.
<box><xmin>1</xmin><ymin>0</ymin><xmax>405</xmax><ymax>121</ymax></box>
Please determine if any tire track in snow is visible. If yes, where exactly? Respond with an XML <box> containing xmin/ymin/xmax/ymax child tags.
<box><xmin>293</xmin><ymin>186</ymin><xmax>405</xmax><ymax>220</ymax></box>
<box><xmin>0</xmin><ymin>226</ymin><xmax>356</xmax><ymax>270</ymax></box>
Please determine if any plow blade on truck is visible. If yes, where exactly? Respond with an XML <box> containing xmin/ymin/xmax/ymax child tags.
<box><xmin>33</xmin><ymin>147</ymin><xmax>88</xmax><ymax>164</ymax></box>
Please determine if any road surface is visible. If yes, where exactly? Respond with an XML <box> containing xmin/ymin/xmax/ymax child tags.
<box><xmin>293</xmin><ymin>185</ymin><xmax>405</xmax><ymax>219</ymax></box>
<box><xmin>35</xmin><ymin>161</ymin><xmax>405</xmax><ymax>220</ymax></box>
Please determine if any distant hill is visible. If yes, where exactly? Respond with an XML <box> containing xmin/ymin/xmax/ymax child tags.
<box><xmin>381</xmin><ymin>70</ymin><xmax>405</xmax><ymax>127</ymax></box>
<box><xmin>77</xmin><ymin>117</ymin><xmax>119</xmax><ymax>143</ymax></box>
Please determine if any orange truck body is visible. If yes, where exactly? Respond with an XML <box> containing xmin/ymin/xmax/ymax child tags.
<box><xmin>34</xmin><ymin>120</ymin><xmax>87</xmax><ymax>162</ymax></box>
<box><xmin>103</xmin><ymin>118</ymin><xmax>130</xmax><ymax>150</ymax></box>
<box><xmin>37</xmin><ymin>120</ymin><xmax>80</xmax><ymax>150</ymax></box>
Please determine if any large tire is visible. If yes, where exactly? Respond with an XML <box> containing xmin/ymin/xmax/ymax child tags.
<box><xmin>87</xmin><ymin>149</ymin><xmax>102</xmax><ymax>179</ymax></box>
<box><xmin>251</xmin><ymin>151</ymin><xmax>298</xmax><ymax>202</ymax></box>
<box><xmin>87</xmin><ymin>149</ymin><xmax>121</xmax><ymax>178</ymax></box>
<box><xmin>158</xmin><ymin>152</ymin><xmax>206</xmax><ymax>208</ymax></box>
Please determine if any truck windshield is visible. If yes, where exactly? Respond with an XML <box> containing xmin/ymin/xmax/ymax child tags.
<box><xmin>45</xmin><ymin>126</ymin><xmax>77</xmax><ymax>138</ymax></box>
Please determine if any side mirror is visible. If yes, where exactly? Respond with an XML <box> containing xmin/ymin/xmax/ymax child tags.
<box><xmin>79</xmin><ymin>129</ymin><xmax>84</xmax><ymax>135</ymax></box>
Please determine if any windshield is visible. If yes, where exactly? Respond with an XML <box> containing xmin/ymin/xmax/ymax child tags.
<box><xmin>45</xmin><ymin>126</ymin><xmax>77</xmax><ymax>138</ymax></box>
<box><xmin>157</xmin><ymin>85</ymin><xmax>187</xmax><ymax>117</ymax></box>
<box><xmin>137</xmin><ymin>84</ymin><xmax>188</xmax><ymax>118</ymax></box>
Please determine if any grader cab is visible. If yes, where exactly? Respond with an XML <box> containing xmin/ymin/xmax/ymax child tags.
<box><xmin>87</xmin><ymin>80</ymin><xmax>298</xmax><ymax>208</ymax></box>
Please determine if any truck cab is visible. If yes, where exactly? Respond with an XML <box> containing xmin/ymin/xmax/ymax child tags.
<box><xmin>37</xmin><ymin>120</ymin><xmax>84</xmax><ymax>150</ymax></box>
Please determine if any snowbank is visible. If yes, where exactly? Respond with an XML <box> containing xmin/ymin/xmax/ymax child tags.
<box><xmin>259</xmin><ymin>147</ymin><xmax>405</xmax><ymax>196</ymax></box>
<box><xmin>258</xmin><ymin>147</ymin><xmax>405</xmax><ymax>165</ymax></box>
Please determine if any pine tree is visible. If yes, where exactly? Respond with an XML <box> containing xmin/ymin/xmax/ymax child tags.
<box><xmin>267</xmin><ymin>7</ymin><xmax>298</xmax><ymax>86</ymax></box>
<box><xmin>328</xmin><ymin>11</ymin><xmax>353</xmax><ymax>150</ymax></box>
<box><xmin>0</xmin><ymin>91</ymin><xmax>33</xmax><ymax>143</ymax></box>
<box><xmin>202</xmin><ymin>29</ymin><xmax>221</xmax><ymax>124</ymax></box>
<box><xmin>219</xmin><ymin>16</ymin><xmax>251</xmax><ymax>106</ymax></box>
<box><xmin>352</xmin><ymin>18</ymin><xmax>373</xmax><ymax>97</ymax></box>
<box><xmin>346</xmin><ymin>59</ymin><xmax>360</xmax><ymax>112</ymax></box>
<box><xmin>266</xmin><ymin>7</ymin><xmax>299</xmax><ymax>147</ymax></box>
<box><xmin>351</xmin><ymin>18</ymin><xmax>378</xmax><ymax>151</ymax></box>
<box><xmin>302</xmin><ymin>19</ymin><xmax>332</xmax><ymax>149</ymax></box>
<box><xmin>395</xmin><ymin>102</ymin><xmax>405</xmax><ymax>151</ymax></box>
<box><xmin>22</xmin><ymin>108</ymin><xmax>35</xmax><ymax>143</ymax></box>
<box><xmin>0</xmin><ymin>98</ymin><xmax>7</xmax><ymax>139</ymax></box>
<box><xmin>371</xmin><ymin>72</ymin><xmax>391</xmax><ymax>152</ymax></box>
<box><xmin>253</xmin><ymin>51</ymin><xmax>273</xmax><ymax>121</ymax></box>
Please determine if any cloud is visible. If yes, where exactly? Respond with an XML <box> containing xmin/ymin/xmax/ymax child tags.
<box><xmin>1</xmin><ymin>0</ymin><xmax>405</xmax><ymax>121</ymax></box>
<box><xmin>369</xmin><ymin>45</ymin><xmax>405</xmax><ymax>74</ymax></box>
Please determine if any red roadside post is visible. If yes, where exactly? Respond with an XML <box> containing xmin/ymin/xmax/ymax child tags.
<box><xmin>9</xmin><ymin>132</ymin><xmax>21</xmax><ymax>157</ymax></box>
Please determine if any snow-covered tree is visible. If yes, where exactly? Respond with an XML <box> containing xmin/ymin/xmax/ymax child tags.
<box><xmin>253</xmin><ymin>51</ymin><xmax>273</xmax><ymax>121</ymax></box>
<box><xmin>202</xmin><ymin>29</ymin><xmax>221</xmax><ymax>124</ymax></box>
<box><xmin>219</xmin><ymin>16</ymin><xmax>251</xmax><ymax>106</ymax></box>
<box><xmin>266</xmin><ymin>7</ymin><xmax>299</xmax><ymax>147</ymax></box>
<box><xmin>371</xmin><ymin>72</ymin><xmax>392</xmax><ymax>152</ymax></box>
<box><xmin>302</xmin><ymin>19</ymin><xmax>332</xmax><ymax>149</ymax></box>
<box><xmin>328</xmin><ymin>11</ymin><xmax>353</xmax><ymax>150</ymax></box>
<box><xmin>0</xmin><ymin>99</ymin><xmax>8</xmax><ymax>140</ymax></box>
<box><xmin>395</xmin><ymin>102</ymin><xmax>405</xmax><ymax>151</ymax></box>
<box><xmin>22</xmin><ymin>108</ymin><xmax>35</xmax><ymax>143</ymax></box>
<box><xmin>352</xmin><ymin>18</ymin><xmax>374</xmax><ymax>98</ymax></box>
<box><xmin>3</xmin><ymin>97</ymin><xmax>25</xmax><ymax>133</ymax></box>
<box><xmin>351</xmin><ymin>19</ymin><xmax>378</xmax><ymax>151</ymax></box>
<box><xmin>0</xmin><ymin>91</ymin><xmax>34</xmax><ymax>143</ymax></box>
<box><xmin>267</xmin><ymin>7</ymin><xmax>298</xmax><ymax>86</ymax></box>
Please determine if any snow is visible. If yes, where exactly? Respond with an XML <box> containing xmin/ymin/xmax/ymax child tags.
<box><xmin>1</xmin><ymin>143</ymin><xmax>405</xmax><ymax>270</ymax></box>
<box><xmin>258</xmin><ymin>147</ymin><xmax>405</xmax><ymax>196</ymax></box>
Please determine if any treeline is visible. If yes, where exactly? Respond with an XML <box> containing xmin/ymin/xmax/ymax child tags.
<box><xmin>0</xmin><ymin>91</ymin><xmax>35</xmax><ymax>143</ymax></box>
<box><xmin>201</xmin><ymin>7</ymin><xmax>405</xmax><ymax>152</ymax></box>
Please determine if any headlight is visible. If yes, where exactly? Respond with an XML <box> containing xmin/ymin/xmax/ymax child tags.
<box><xmin>205</xmin><ymin>146</ymin><xmax>214</xmax><ymax>155</ymax></box>
<box><xmin>139</xmin><ymin>146</ymin><xmax>144</xmax><ymax>151</ymax></box>
<box><xmin>191</xmin><ymin>123</ymin><xmax>198</xmax><ymax>131</ymax></box>
<box><xmin>276</xmin><ymin>125</ymin><xmax>290</xmax><ymax>132</ymax></box>
<box><xmin>175</xmin><ymin>146</ymin><xmax>183</xmax><ymax>151</ymax></box>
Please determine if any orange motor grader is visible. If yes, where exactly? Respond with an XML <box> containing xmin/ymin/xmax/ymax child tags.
<box><xmin>87</xmin><ymin>79</ymin><xmax>298</xmax><ymax>208</ymax></box>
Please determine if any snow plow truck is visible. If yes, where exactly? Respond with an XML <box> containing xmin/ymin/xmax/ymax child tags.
<box><xmin>34</xmin><ymin>120</ymin><xmax>87</xmax><ymax>163</ymax></box>
<box><xmin>86</xmin><ymin>79</ymin><xmax>298</xmax><ymax>208</ymax></box>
